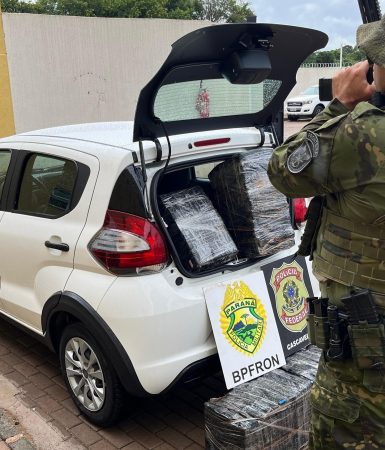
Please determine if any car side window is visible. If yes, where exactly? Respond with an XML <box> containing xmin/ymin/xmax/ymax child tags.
<box><xmin>0</xmin><ymin>151</ymin><xmax>11</xmax><ymax>202</ymax></box>
<box><xmin>17</xmin><ymin>154</ymin><xmax>77</xmax><ymax>218</ymax></box>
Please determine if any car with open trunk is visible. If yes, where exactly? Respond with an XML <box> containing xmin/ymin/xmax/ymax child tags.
<box><xmin>0</xmin><ymin>22</ymin><xmax>326</xmax><ymax>425</ymax></box>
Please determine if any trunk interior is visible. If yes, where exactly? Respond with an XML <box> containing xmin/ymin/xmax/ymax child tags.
<box><xmin>151</xmin><ymin>149</ymin><xmax>295</xmax><ymax>278</ymax></box>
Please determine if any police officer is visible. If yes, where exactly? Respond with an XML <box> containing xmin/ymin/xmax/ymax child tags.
<box><xmin>268</xmin><ymin>16</ymin><xmax>385</xmax><ymax>450</ymax></box>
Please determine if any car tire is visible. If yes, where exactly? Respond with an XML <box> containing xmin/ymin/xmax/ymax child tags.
<box><xmin>59</xmin><ymin>323</ymin><xmax>124</xmax><ymax>426</ymax></box>
<box><xmin>288</xmin><ymin>115</ymin><xmax>299</xmax><ymax>121</ymax></box>
<box><xmin>312</xmin><ymin>104</ymin><xmax>324</xmax><ymax>117</ymax></box>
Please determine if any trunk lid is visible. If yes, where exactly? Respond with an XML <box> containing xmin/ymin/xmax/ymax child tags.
<box><xmin>133</xmin><ymin>22</ymin><xmax>328</xmax><ymax>142</ymax></box>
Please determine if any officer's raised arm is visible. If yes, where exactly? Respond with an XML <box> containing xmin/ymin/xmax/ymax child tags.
<box><xmin>267</xmin><ymin>61</ymin><xmax>377</xmax><ymax>198</ymax></box>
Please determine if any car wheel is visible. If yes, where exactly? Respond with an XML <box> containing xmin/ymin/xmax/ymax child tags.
<box><xmin>59</xmin><ymin>323</ymin><xmax>124</xmax><ymax>426</ymax></box>
<box><xmin>312</xmin><ymin>104</ymin><xmax>324</xmax><ymax>117</ymax></box>
<box><xmin>288</xmin><ymin>115</ymin><xmax>299</xmax><ymax>121</ymax></box>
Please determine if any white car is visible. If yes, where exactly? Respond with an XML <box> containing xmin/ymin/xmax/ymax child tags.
<box><xmin>285</xmin><ymin>85</ymin><xmax>329</xmax><ymax>121</ymax></box>
<box><xmin>0</xmin><ymin>23</ymin><xmax>326</xmax><ymax>425</ymax></box>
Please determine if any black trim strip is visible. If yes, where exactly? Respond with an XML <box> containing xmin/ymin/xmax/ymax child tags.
<box><xmin>0</xmin><ymin>149</ymin><xmax>19</xmax><ymax>212</ymax></box>
<box><xmin>42</xmin><ymin>291</ymin><xmax>148</xmax><ymax>396</ymax></box>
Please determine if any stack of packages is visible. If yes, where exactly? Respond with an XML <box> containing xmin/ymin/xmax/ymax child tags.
<box><xmin>205</xmin><ymin>346</ymin><xmax>321</xmax><ymax>450</ymax></box>
<box><xmin>160</xmin><ymin>186</ymin><xmax>238</xmax><ymax>271</ymax></box>
<box><xmin>209</xmin><ymin>149</ymin><xmax>294</xmax><ymax>258</ymax></box>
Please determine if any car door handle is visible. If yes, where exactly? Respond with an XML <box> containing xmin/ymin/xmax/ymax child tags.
<box><xmin>45</xmin><ymin>241</ymin><xmax>70</xmax><ymax>252</ymax></box>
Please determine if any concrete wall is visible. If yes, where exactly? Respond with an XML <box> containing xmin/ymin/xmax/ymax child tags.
<box><xmin>1</xmin><ymin>13</ymin><xmax>343</xmax><ymax>135</ymax></box>
<box><xmin>3</xmin><ymin>13</ymin><xmax>210</xmax><ymax>134</ymax></box>
<box><xmin>287</xmin><ymin>66</ymin><xmax>340</xmax><ymax>99</ymax></box>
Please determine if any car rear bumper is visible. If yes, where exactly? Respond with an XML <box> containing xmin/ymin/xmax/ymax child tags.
<box><xmin>96</xmin><ymin>247</ymin><xmax>300</xmax><ymax>394</ymax></box>
<box><xmin>285</xmin><ymin>106</ymin><xmax>314</xmax><ymax>116</ymax></box>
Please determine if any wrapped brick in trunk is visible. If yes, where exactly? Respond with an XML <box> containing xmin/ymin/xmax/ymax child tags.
<box><xmin>160</xmin><ymin>186</ymin><xmax>238</xmax><ymax>271</ymax></box>
<box><xmin>209</xmin><ymin>149</ymin><xmax>294</xmax><ymax>258</ymax></box>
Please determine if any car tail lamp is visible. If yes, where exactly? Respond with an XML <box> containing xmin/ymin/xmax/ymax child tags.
<box><xmin>89</xmin><ymin>210</ymin><xmax>168</xmax><ymax>275</ymax></box>
<box><xmin>293</xmin><ymin>198</ymin><xmax>308</xmax><ymax>225</ymax></box>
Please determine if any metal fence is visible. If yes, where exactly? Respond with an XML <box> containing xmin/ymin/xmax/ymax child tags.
<box><xmin>301</xmin><ymin>63</ymin><xmax>353</xmax><ymax>68</ymax></box>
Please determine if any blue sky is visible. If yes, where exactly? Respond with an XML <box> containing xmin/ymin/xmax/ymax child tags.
<box><xmin>249</xmin><ymin>0</ymin><xmax>385</xmax><ymax>50</ymax></box>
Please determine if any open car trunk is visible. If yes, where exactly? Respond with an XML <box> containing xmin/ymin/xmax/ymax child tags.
<box><xmin>151</xmin><ymin>146</ymin><xmax>295</xmax><ymax>278</ymax></box>
<box><xmin>136</xmin><ymin>22</ymin><xmax>328</xmax><ymax>277</ymax></box>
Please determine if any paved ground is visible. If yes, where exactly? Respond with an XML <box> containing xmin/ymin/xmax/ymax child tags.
<box><xmin>0</xmin><ymin>118</ymin><xmax>308</xmax><ymax>450</ymax></box>
<box><xmin>0</xmin><ymin>316</ymin><xmax>228</xmax><ymax>450</ymax></box>
<box><xmin>284</xmin><ymin>118</ymin><xmax>309</xmax><ymax>140</ymax></box>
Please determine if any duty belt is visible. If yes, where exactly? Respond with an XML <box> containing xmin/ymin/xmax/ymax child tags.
<box><xmin>307</xmin><ymin>290</ymin><xmax>385</xmax><ymax>369</ymax></box>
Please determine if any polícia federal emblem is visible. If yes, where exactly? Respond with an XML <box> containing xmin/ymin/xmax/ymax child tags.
<box><xmin>220</xmin><ymin>281</ymin><xmax>266</xmax><ymax>355</ymax></box>
<box><xmin>270</xmin><ymin>261</ymin><xmax>309</xmax><ymax>332</ymax></box>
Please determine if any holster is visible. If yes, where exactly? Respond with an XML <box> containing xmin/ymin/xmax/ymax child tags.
<box><xmin>313</xmin><ymin>316</ymin><xmax>330</xmax><ymax>350</ymax></box>
<box><xmin>306</xmin><ymin>297</ymin><xmax>330</xmax><ymax>350</ymax></box>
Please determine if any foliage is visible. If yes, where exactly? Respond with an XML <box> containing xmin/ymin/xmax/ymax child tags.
<box><xmin>1</xmin><ymin>1</ymin><xmax>365</xmax><ymax>64</ymax></box>
<box><xmin>193</xmin><ymin>0</ymin><xmax>253</xmax><ymax>23</ymax></box>
<box><xmin>304</xmin><ymin>45</ymin><xmax>366</xmax><ymax>65</ymax></box>
<box><xmin>0</xmin><ymin>0</ymin><xmax>255</xmax><ymax>22</ymax></box>
<box><xmin>1</xmin><ymin>0</ymin><xmax>36</xmax><ymax>12</ymax></box>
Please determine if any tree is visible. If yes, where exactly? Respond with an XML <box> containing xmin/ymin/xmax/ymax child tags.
<box><xmin>304</xmin><ymin>45</ymin><xmax>366</xmax><ymax>65</ymax></box>
<box><xmin>1</xmin><ymin>0</ymin><xmax>255</xmax><ymax>22</ymax></box>
<box><xmin>241</xmin><ymin>313</ymin><xmax>250</xmax><ymax>325</ymax></box>
<box><xmin>1</xmin><ymin>0</ymin><xmax>37</xmax><ymax>12</ymax></box>
<box><xmin>166</xmin><ymin>0</ymin><xmax>195</xmax><ymax>19</ymax></box>
<box><xmin>193</xmin><ymin>0</ymin><xmax>254</xmax><ymax>22</ymax></box>
<box><xmin>227</xmin><ymin>0</ymin><xmax>254</xmax><ymax>23</ymax></box>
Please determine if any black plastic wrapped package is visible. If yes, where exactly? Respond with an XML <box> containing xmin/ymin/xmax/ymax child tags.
<box><xmin>205</xmin><ymin>346</ymin><xmax>321</xmax><ymax>449</ymax></box>
<box><xmin>209</xmin><ymin>149</ymin><xmax>294</xmax><ymax>258</ymax></box>
<box><xmin>160</xmin><ymin>186</ymin><xmax>238</xmax><ymax>271</ymax></box>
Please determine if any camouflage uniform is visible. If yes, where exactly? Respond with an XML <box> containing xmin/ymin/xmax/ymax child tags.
<box><xmin>268</xmin><ymin>98</ymin><xmax>385</xmax><ymax>449</ymax></box>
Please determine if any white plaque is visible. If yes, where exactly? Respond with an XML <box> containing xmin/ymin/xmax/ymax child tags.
<box><xmin>204</xmin><ymin>271</ymin><xmax>286</xmax><ymax>389</ymax></box>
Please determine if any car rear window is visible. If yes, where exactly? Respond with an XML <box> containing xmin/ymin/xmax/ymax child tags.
<box><xmin>154</xmin><ymin>78</ymin><xmax>282</xmax><ymax>122</ymax></box>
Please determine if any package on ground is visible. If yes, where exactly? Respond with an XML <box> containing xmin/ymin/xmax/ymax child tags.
<box><xmin>205</xmin><ymin>346</ymin><xmax>321</xmax><ymax>450</ymax></box>
<box><xmin>160</xmin><ymin>186</ymin><xmax>238</xmax><ymax>271</ymax></box>
<box><xmin>281</xmin><ymin>345</ymin><xmax>321</xmax><ymax>381</ymax></box>
<box><xmin>209</xmin><ymin>149</ymin><xmax>294</xmax><ymax>258</ymax></box>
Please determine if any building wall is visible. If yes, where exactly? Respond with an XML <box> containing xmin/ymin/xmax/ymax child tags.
<box><xmin>287</xmin><ymin>66</ymin><xmax>340</xmax><ymax>99</ymax></box>
<box><xmin>2</xmin><ymin>13</ymin><xmax>210</xmax><ymax>134</ymax></box>
<box><xmin>0</xmin><ymin>10</ymin><xmax>15</xmax><ymax>137</ymax></box>
<box><xmin>2</xmin><ymin>13</ymin><xmax>342</xmax><ymax>135</ymax></box>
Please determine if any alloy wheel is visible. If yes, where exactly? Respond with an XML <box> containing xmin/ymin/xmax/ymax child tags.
<box><xmin>64</xmin><ymin>337</ymin><xmax>106</xmax><ymax>411</ymax></box>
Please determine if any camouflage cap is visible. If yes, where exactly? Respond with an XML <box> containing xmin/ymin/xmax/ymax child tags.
<box><xmin>357</xmin><ymin>15</ymin><xmax>385</xmax><ymax>67</ymax></box>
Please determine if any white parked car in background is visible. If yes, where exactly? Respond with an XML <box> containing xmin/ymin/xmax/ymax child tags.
<box><xmin>285</xmin><ymin>85</ymin><xmax>329</xmax><ymax>121</ymax></box>
<box><xmin>0</xmin><ymin>23</ymin><xmax>326</xmax><ymax>426</ymax></box>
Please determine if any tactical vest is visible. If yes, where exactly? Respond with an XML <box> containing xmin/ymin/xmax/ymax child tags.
<box><xmin>313</xmin><ymin>208</ymin><xmax>385</xmax><ymax>293</ymax></box>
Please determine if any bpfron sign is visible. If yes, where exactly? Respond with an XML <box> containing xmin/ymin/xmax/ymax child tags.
<box><xmin>204</xmin><ymin>271</ymin><xmax>285</xmax><ymax>389</ymax></box>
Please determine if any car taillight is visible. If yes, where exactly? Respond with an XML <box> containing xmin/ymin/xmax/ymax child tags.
<box><xmin>293</xmin><ymin>198</ymin><xmax>308</xmax><ymax>225</ymax></box>
<box><xmin>89</xmin><ymin>210</ymin><xmax>168</xmax><ymax>275</ymax></box>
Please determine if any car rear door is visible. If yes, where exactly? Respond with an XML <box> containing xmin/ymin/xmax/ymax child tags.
<box><xmin>0</xmin><ymin>142</ymin><xmax>99</xmax><ymax>331</ymax></box>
